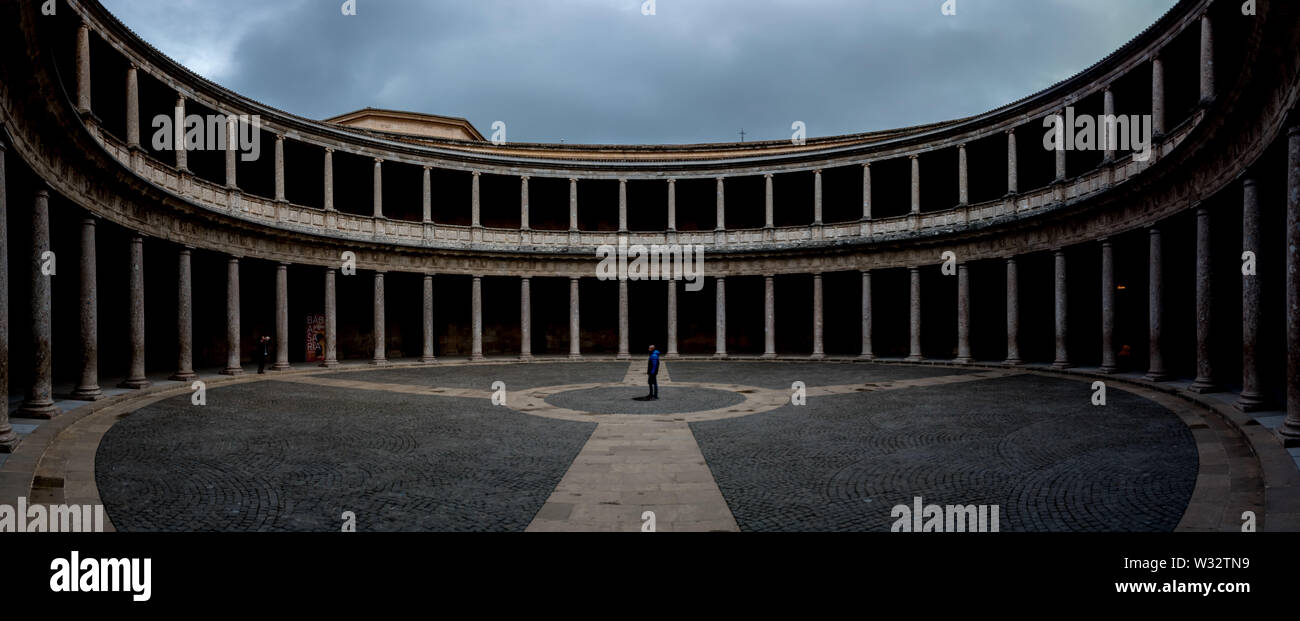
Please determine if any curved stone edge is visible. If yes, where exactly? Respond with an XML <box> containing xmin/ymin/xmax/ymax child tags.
<box><xmin>4</xmin><ymin>358</ymin><xmax>1282</xmax><ymax>532</ymax></box>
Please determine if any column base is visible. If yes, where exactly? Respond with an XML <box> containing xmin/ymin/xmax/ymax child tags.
<box><xmin>469</xmin><ymin>354</ymin><xmax>486</xmax><ymax>362</ymax></box>
<box><xmin>616</xmin><ymin>353</ymin><xmax>630</xmax><ymax>360</ymax></box>
<box><xmin>517</xmin><ymin>354</ymin><xmax>533</xmax><ymax>362</ymax></box>
<box><xmin>1143</xmin><ymin>370</ymin><xmax>1170</xmax><ymax>382</ymax></box>
<box><xmin>118</xmin><ymin>377</ymin><xmax>152</xmax><ymax>389</ymax></box>
<box><xmin>712</xmin><ymin>353</ymin><xmax>729</xmax><ymax>360</ymax></box>
<box><xmin>1097</xmin><ymin>364</ymin><xmax>1118</xmax><ymax>375</ymax></box>
<box><xmin>1051</xmin><ymin>360</ymin><xmax>1072</xmax><ymax>370</ymax></box>
<box><xmin>664</xmin><ymin>352</ymin><xmax>678</xmax><ymax>359</ymax></box>
<box><xmin>857</xmin><ymin>354</ymin><xmax>874</xmax><ymax>361</ymax></box>
<box><xmin>0</xmin><ymin>430</ymin><xmax>19</xmax><ymax>453</ymax></box>
<box><xmin>1276</xmin><ymin>421</ymin><xmax>1300</xmax><ymax>448</ymax></box>
<box><xmin>1187</xmin><ymin>378</ymin><xmax>1220</xmax><ymax>394</ymax></box>
<box><xmin>16</xmin><ymin>400</ymin><xmax>61</xmax><ymax>419</ymax></box>
<box><xmin>954</xmin><ymin>357</ymin><xmax>973</xmax><ymax>364</ymax></box>
<box><xmin>69</xmin><ymin>386</ymin><xmax>104</xmax><ymax>400</ymax></box>
<box><xmin>420</xmin><ymin>356</ymin><xmax>438</xmax><ymax>363</ymax></box>
<box><xmin>761</xmin><ymin>352</ymin><xmax>777</xmax><ymax>360</ymax></box>
<box><xmin>220</xmin><ymin>367</ymin><xmax>245</xmax><ymax>376</ymax></box>
<box><xmin>370</xmin><ymin>359</ymin><xmax>390</xmax><ymax>366</ymax></box>
<box><xmin>319</xmin><ymin>360</ymin><xmax>340</xmax><ymax>368</ymax></box>
<box><xmin>568</xmin><ymin>353</ymin><xmax>583</xmax><ymax>361</ymax></box>
<box><xmin>168</xmin><ymin>371</ymin><xmax>198</xmax><ymax>382</ymax></box>
<box><xmin>271</xmin><ymin>362</ymin><xmax>291</xmax><ymax>371</ymax></box>
<box><xmin>810</xmin><ymin>353</ymin><xmax>826</xmax><ymax>361</ymax></box>
<box><xmin>905</xmin><ymin>355</ymin><xmax>924</xmax><ymax>362</ymax></box>
<box><xmin>1234</xmin><ymin>392</ymin><xmax>1267</xmax><ymax>412</ymax></box>
<box><xmin>1003</xmin><ymin>358</ymin><xmax>1024</xmax><ymax>366</ymax></box>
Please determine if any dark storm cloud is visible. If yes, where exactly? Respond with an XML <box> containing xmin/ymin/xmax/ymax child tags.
<box><xmin>100</xmin><ymin>0</ymin><xmax>1178</xmax><ymax>144</ymax></box>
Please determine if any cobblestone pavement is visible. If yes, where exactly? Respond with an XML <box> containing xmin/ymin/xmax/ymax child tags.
<box><xmin>690</xmin><ymin>373</ymin><xmax>1198</xmax><ymax>532</ymax></box>
<box><xmin>95</xmin><ymin>380</ymin><xmax>595</xmax><ymax>532</ymax></box>
<box><xmin>89</xmin><ymin>361</ymin><xmax>1200</xmax><ymax>532</ymax></box>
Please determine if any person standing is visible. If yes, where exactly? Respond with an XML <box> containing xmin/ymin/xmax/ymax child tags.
<box><xmin>257</xmin><ymin>335</ymin><xmax>271</xmax><ymax>374</ymax></box>
<box><xmin>646</xmin><ymin>344</ymin><xmax>660</xmax><ymax>400</ymax></box>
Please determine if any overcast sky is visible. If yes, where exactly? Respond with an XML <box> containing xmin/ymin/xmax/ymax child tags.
<box><xmin>100</xmin><ymin>0</ymin><xmax>1178</xmax><ymax>145</ymax></box>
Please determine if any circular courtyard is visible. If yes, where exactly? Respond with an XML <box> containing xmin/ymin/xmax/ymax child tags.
<box><xmin>92</xmin><ymin>361</ymin><xmax>1201</xmax><ymax>532</ymax></box>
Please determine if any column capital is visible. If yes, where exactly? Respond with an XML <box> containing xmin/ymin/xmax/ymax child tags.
<box><xmin>324</xmin><ymin>147</ymin><xmax>335</xmax><ymax>154</ymax></box>
<box><xmin>908</xmin><ymin>154</ymin><xmax>919</xmax><ymax>160</ymax></box>
<box><xmin>667</xmin><ymin>178</ymin><xmax>676</xmax><ymax>184</ymax></box>
<box><xmin>813</xmin><ymin>169</ymin><xmax>822</xmax><ymax>175</ymax></box>
<box><xmin>568</xmin><ymin>177</ymin><xmax>578</xmax><ymax>183</ymax></box>
<box><xmin>278</xmin><ymin>261</ymin><xmax>290</xmax><ymax>268</ymax></box>
<box><xmin>81</xmin><ymin>216</ymin><xmax>97</xmax><ymax>226</ymax></box>
<box><xmin>1242</xmin><ymin>176</ymin><xmax>1258</xmax><ymax>187</ymax></box>
<box><xmin>34</xmin><ymin>187</ymin><xmax>50</xmax><ymax>199</ymax></box>
<box><xmin>764</xmin><ymin>173</ymin><xmax>773</xmax><ymax>179</ymax></box>
<box><xmin>520</xmin><ymin>174</ymin><xmax>529</xmax><ymax>181</ymax></box>
<box><xmin>1005</xmin><ymin>128</ymin><xmax>1015</xmax><ymax>135</ymax></box>
<box><xmin>275</xmin><ymin>134</ymin><xmax>285</xmax><ymax>142</ymax></box>
<box><xmin>862</xmin><ymin>161</ymin><xmax>871</xmax><ymax>168</ymax></box>
<box><xmin>957</xmin><ymin>143</ymin><xmax>967</xmax><ymax>150</ymax></box>
<box><xmin>472</xmin><ymin>171</ymin><xmax>481</xmax><ymax>177</ymax></box>
<box><xmin>373</xmin><ymin>158</ymin><xmax>383</xmax><ymax>165</ymax></box>
<box><xmin>1288</xmin><ymin>124</ymin><xmax>1300</xmax><ymax>137</ymax></box>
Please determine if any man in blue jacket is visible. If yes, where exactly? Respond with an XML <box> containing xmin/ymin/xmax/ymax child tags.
<box><xmin>646</xmin><ymin>344</ymin><xmax>660</xmax><ymax>400</ymax></box>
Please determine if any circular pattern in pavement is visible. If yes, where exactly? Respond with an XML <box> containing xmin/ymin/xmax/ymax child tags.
<box><xmin>543</xmin><ymin>385</ymin><xmax>746</xmax><ymax>415</ymax></box>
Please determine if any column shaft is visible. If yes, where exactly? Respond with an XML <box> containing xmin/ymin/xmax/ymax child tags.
<box><xmin>569</xmin><ymin>179</ymin><xmax>579</xmax><ymax>232</ymax></box>
<box><xmin>617</xmin><ymin>279</ymin><xmax>630</xmax><ymax>359</ymax></box>
<box><xmin>225</xmin><ymin>116</ymin><xmax>238</xmax><ymax>189</ymax></box>
<box><xmin>1199</xmin><ymin>14</ymin><xmax>1215</xmax><ymax>104</ymax></box>
<box><xmin>0</xmin><ymin>143</ymin><xmax>15</xmax><ymax>449</ymax></box>
<box><xmin>667</xmin><ymin>179</ymin><xmax>677</xmax><ymax>231</ymax></box>
<box><xmin>119</xmin><ymin>236</ymin><xmax>150</xmax><ymax>389</ymax></box>
<box><xmin>764</xmin><ymin>175</ymin><xmax>774</xmax><ymax>229</ymax></box>
<box><xmin>813</xmin><ymin>170</ymin><xmax>823</xmax><ymax>224</ymax></box>
<box><xmin>471</xmin><ymin>172</ymin><xmax>481</xmax><ymax>228</ymax></box>
<box><xmin>169</xmin><ymin>248</ymin><xmax>196</xmax><ymax>381</ymax></box>
<box><xmin>762</xmin><ymin>276</ymin><xmax>776</xmax><ymax>359</ymax></box>
<box><xmin>666</xmin><ymin>280</ymin><xmax>678</xmax><ymax>358</ymax></box>
<box><xmin>322</xmin><ymin>269</ymin><xmax>338</xmax><ymax>367</ymax></box>
<box><xmin>520</xmin><ymin>176</ymin><xmax>530</xmax><ymax>230</ymax></box>
<box><xmin>1189</xmin><ymin>207</ymin><xmax>1218</xmax><ymax>392</ymax></box>
<box><xmin>1052</xmin><ymin>250</ymin><xmax>1070</xmax><ymax>368</ymax></box>
<box><xmin>907</xmin><ymin>267</ymin><xmax>923</xmax><ymax>361</ymax></box>
<box><xmin>1278</xmin><ymin>127</ymin><xmax>1300</xmax><ymax>445</ymax></box>
<box><xmin>72</xmin><ymin>219</ymin><xmax>102</xmax><ymax>399</ymax></box>
<box><xmin>811</xmin><ymin>273</ymin><xmax>825</xmax><ymax>359</ymax></box>
<box><xmin>715</xmin><ymin>178</ymin><xmax>726</xmax><ymax>232</ymax></box>
<box><xmin>1005</xmin><ymin>258</ymin><xmax>1022</xmax><ymax>364</ymax></box>
<box><xmin>174</xmin><ymin>94</ymin><xmax>188</xmax><ymax>172</ymax></box>
<box><xmin>373</xmin><ymin>159</ymin><xmax>383</xmax><ymax>218</ymax></box>
<box><xmin>1237</xmin><ymin>179</ymin><xmax>1264</xmax><ymax>410</ymax></box>
<box><xmin>274</xmin><ymin>135</ymin><xmax>286</xmax><ymax>202</ymax></box>
<box><xmin>956</xmin><ymin>263</ymin><xmax>971</xmax><ymax>363</ymax></box>
<box><xmin>1100</xmin><ymin>239</ymin><xmax>1117</xmax><ymax>373</ymax></box>
<box><xmin>957</xmin><ymin>145</ymin><xmax>969</xmax><ymax>205</ymax></box>
<box><xmin>618</xmin><ymin>179</ymin><xmax>628</xmax><ymax>232</ymax></box>
<box><xmin>1006</xmin><ymin>130</ymin><xmax>1018</xmax><ymax>195</ymax></box>
<box><xmin>519</xmin><ymin>277</ymin><xmax>532</xmax><ymax>361</ymax></box>
<box><xmin>372</xmin><ymin>272</ymin><xmax>387</xmax><ymax>364</ymax></box>
<box><xmin>273</xmin><ymin>263</ymin><xmax>290</xmax><ymax>370</ymax></box>
<box><xmin>909</xmin><ymin>156</ymin><xmax>920</xmax><ymax>214</ymax></box>
<box><xmin>862</xmin><ymin>163</ymin><xmax>872</xmax><ymax>220</ymax></box>
<box><xmin>422</xmin><ymin>275</ymin><xmax>437</xmax><ymax>362</ymax></box>
<box><xmin>1152</xmin><ymin>56</ymin><xmax>1166</xmax><ymax>138</ymax></box>
<box><xmin>569</xmin><ymin>277</ymin><xmax>581</xmax><ymax>359</ymax></box>
<box><xmin>471</xmin><ymin>276</ymin><xmax>484</xmax><ymax>361</ymax></box>
<box><xmin>323</xmin><ymin>149</ymin><xmax>335</xmax><ymax>211</ymax></box>
<box><xmin>221</xmin><ymin>257</ymin><xmax>243</xmax><ymax>375</ymax></box>
<box><xmin>715</xmin><ymin>277</ymin><xmax>727</xmax><ymax>357</ymax></box>
<box><xmin>76</xmin><ymin>22</ymin><xmax>92</xmax><ymax>114</ymax></box>
<box><xmin>422</xmin><ymin>167</ymin><xmax>432</xmax><ymax>223</ymax></box>
<box><xmin>859</xmin><ymin>271</ymin><xmax>873</xmax><ymax>360</ymax></box>
<box><xmin>1103</xmin><ymin>89</ymin><xmax>1116</xmax><ymax>162</ymax></box>
<box><xmin>1145</xmin><ymin>228</ymin><xmax>1168</xmax><ymax>380</ymax></box>
<box><xmin>125</xmin><ymin>65</ymin><xmax>140</xmax><ymax>148</ymax></box>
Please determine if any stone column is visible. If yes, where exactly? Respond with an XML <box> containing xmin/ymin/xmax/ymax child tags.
<box><xmin>471</xmin><ymin>171</ymin><xmax>481</xmax><ymax>228</ymax></box>
<box><xmin>373</xmin><ymin>159</ymin><xmax>384</xmax><ymax>218</ymax></box>
<box><xmin>71</xmin><ymin>218</ymin><xmax>102</xmax><ymax>400</ymax></box>
<box><xmin>169</xmin><ymin>247</ymin><xmax>196</xmax><ymax>381</ymax></box>
<box><xmin>762</xmin><ymin>275</ymin><xmax>776</xmax><ymax>359</ymax></box>
<box><xmin>125</xmin><ymin>64</ymin><xmax>140</xmax><ymax>149</ymax></box>
<box><xmin>666</xmin><ymin>280</ymin><xmax>678</xmax><ymax>358</ymax></box>
<box><xmin>76</xmin><ymin>21</ymin><xmax>92</xmax><ymax>115</ymax></box>
<box><xmin>715</xmin><ymin>177</ymin><xmax>726</xmax><ymax>232</ymax></box>
<box><xmin>225</xmin><ymin>115</ymin><xmax>238</xmax><ymax>189</ymax></box>
<box><xmin>1145</xmin><ymin>227</ymin><xmax>1168</xmax><ymax>381</ymax></box>
<box><xmin>1280</xmin><ymin>127</ymin><xmax>1300</xmax><ymax>446</ymax></box>
<box><xmin>1237</xmin><ymin>178</ymin><xmax>1264</xmax><ymax>411</ymax></box>
<box><xmin>667</xmin><ymin>179</ymin><xmax>677</xmax><ymax>231</ymax></box>
<box><xmin>423</xmin><ymin>167</ymin><xmax>433</xmax><ymax>223</ymax></box>
<box><xmin>956</xmin><ymin>263</ymin><xmax>972</xmax><ymax>363</ymax></box>
<box><xmin>862</xmin><ymin>163</ymin><xmax>872</xmax><ymax>220</ymax></box>
<box><xmin>471</xmin><ymin>276</ymin><xmax>484</xmax><ymax>361</ymax></box>
<box><xmin>17</xmin><ymin>210</ymin><xmax>60</xmax><ymax>417</ymax></box>
<box><xmin>1199</xmin><ymin>13</ymin><xmax>1215</xmax><ymax>105</ymax></box>
<box><xmin>221</xmin><ymin>257</ymin><xmax>243</xmax><ymax>375</ymax></box>
<box><xmin>1152</xmin><ymin>56</ymin><xmax>1166</xmax><ymax>140</ymax></box>
<box><xmin>1052</xmin><ymin>249</ymin><xmax>1070</xmax><ymax>369</ymax></box>
<box><xmin>119</xmin><ymin>235</ymin><xmax>150</xmax><ymax>389</ymax></box>
<box><xmin>519</xmin><ymin>277</ymin><xmax>532</xmax><ymax>362</ymax></box>
<box><xmin>1006</xmin><ymin>129</ymin><xmax>1018</xmax><ymax>195</ymax></box>
<box><xmin>322</xmin><ymin>268</ymin><xmax>338</xmax><ymax>367</ymax></box>
<box><xmin>715</xmin><ymin>276</ymin><xmax>727</xmax><ymax>358</ymax></box>
<box><xmin>0</xmin><ymin>141</ymin><xmax>15</xmax><ymax>451</ymax></box>
<box><xmin>273</xmin><ymin>136</ymin><xmax>287</xmax><ymax>203</ymax></box>
<box><xmin>909</xmin><ymin>155</ymin><xmax>920</xmax><ymax>214</ymax></box>
<box><xmin>273</xmin><ymin>263</ymin><xmax>290</xmax><ymax>370</ymax></box>
<box><xmin>372</xmin><ymin>272</ymin><xmax>387</xmax><ymax>364</ymax></box>
<box><xmin>323</xmin><ymin>148</ymin><xmax>335</xmax><ymax>211</ymax></box>
<box><xmin>569</xmin><ymin>277</ymin><xmax>581</xmax><ymax>359</ymax></box>
<box><xmin>618</xmin><ymin>178</ymin><xmax>628</xmax><ymax>232</ymax></box>
<box><xmin>1099</xmin><ymin>239</ymin><xmax>1117</xmax><ymax>374</ymax></box>
<box><xmin>569</xmin><ymin>178</ymin><xmax>579</xmax><ymax>232</ymax></box>
<box><xmin>617</xmin><ymin>279</ymin><xmax>630</xmax><ymax>360</ymax></box>
<box><xmin>859</xmin><ymin>270</ymin><xmax>874</xmax><ymax>360</ymax></box>
<box><xmin>1103</xmin><ymin>89</ymin><xmax>1116</xmax><ymax>162</ymax></box>
<box><xmin>907</xmin><ymin>267</ymin><xmax>923</xmax><ymax>361</ymax></box>
<box><xmin>1055</xmin><ymin>113</ymin><xmax>1068</xmax><ymax>182</ymax></box>
<box><xmin>1005</xmin><ymin>257</ymin><xmax>1022</xmax><ymax>365</ymax></box>
<box><xmin>520</xmin><ymin>176</ymin><xmax>530</xmax><ymax>230</ymax></box>
<box><xmin>813</xmin><ymin>170</ymin><xmax>824</xmax><ymax>224</ymax></box>
<box><xmin>764</xmin><ymin>174</ymin><xmax>774</xmax><ymax>229</ymax></box>
<box><xmin>811</xmin><ymin>273</ymin><xmax>825</xmax><ymax>359</ymax></box>
<box><xmin>174</xmin><ymin>93</ymin><xmax>188</xmax><ymax>172</ymax></box>
<box><xmin>957</xmin><ymin>144</ymin><xmax>969</xmax><ymax>206</ymax></box>
<box><xmin>422</xmin><ymin>275</ymin><xmax>437</xmax><ymax>363</ymax></box>
<box><xmin>1189</xmin><ymin>207</ymin><xmax>1218</xmax><ymax>392</ymax></box>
